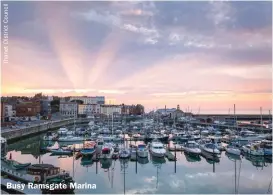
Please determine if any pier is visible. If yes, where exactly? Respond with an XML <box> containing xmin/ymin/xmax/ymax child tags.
<box><xmin>1</xmin><ymin>118</ymin><xmax>90</xmax><ymax>142</ymax></box>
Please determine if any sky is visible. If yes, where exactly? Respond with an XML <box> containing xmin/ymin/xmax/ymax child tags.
<box><xmin>1</xmin><ymin>1</ymin><xmax>272</xmax><ymax>114</ymax></box>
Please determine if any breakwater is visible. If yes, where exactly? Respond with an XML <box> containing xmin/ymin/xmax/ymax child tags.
<box><xmin>1</xmin><ymin>118</ymin><xmax>90</xmax><ymax>142</ymax></box>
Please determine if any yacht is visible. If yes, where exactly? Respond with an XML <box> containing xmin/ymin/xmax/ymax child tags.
<box><xmin>96</xmin><ymin>139</ymin><xmax>104</xmax><ymax>153</ymax></box>
<box><xmin>200</xmin><ymin>143</ymin><xmax>221</xmax><ymax>156</ymax></box>
<box><xmin>172</xmin><ymin>132</ymin><xmax>185</xmax><ymax>141</ymax></box>
<box><xmin>225</xmin><ymin>144</ymin><xmax>241</xmax><ymax>156</ymax></box>
<box><xmin>101</xmin><ymin>143</ymin><xmax>114</xmax><ymax>159</ymax></box>
<box><xmin>182</xmin><ymin>141</ymin><xmax>201</xmax><ymax>156</ymax></box>
<box><xmin>242</xmin><ymin>143</ymin><xmax>264</xmax><ymax>156</ymax></box>
<box><xmin>150</xmin><ymin>140</ymin><xmax>166</xmax><ymax>158</ymax></box>
<box><xmin>97</xmin><ymin>134</ymin><xmax>123</xmax><ymax>142</ymax></box>
<box><xmin>80</xmin><ymin>141</ymin><xmax>96</xmax><ymax>156</ymax></box>
<box><xmin>137</xmin><ymin>144</ymin><xmax>148</xmax><ymax>158</ymax></box>
<box><xmin>119</xmin><ymin>148</ymin><xmax>131</xmax><ymax>159</ymax></box>
<box><xmin>58</xmin><ymin>127</ymin><xmax>69</xmax><ymax>135</ymax></box>
<box><xmin>50</xmin><ymin>148</ymin><xmax>72</xmax><ymax>155</ymax></box>
<box><xmin>58</xmin><ymin>135</ymin><xmax>86</xmax><ymax>142</ymax></box>
<box><xmin>260</xmin><ymin>140</ymin><xmax>272</xmax><ymax>156</ymax></box>
<box><xmin>43</xmin><ymin>132</ymin><xmax>58</xmax><ymax>141</ymax></box>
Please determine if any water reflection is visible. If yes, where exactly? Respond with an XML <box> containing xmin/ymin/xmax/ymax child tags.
<box><xmin>138</xmin><ymin>157</ymin><xmax>149</xmax><ymax>165</ymax></box>
<box><xmin>80</xmin><ymin>156</ymin><xmax>93</xmax><ymax>167</ymax></box>
<box><xmin>225</xmin><ymin>152</ymin><xmax>241</xmax><ymax>161</ymax></box>
<box><xmin>100</xmin><ymin>158</ymin><xmax>112</xmax><ymax>170</ymax></box>
<box><xmin>184</xmin><ymin>152</ymin><xmax>201</xmax><ymax>162</ymax></box>
<box><xmin>4</xmin><ymin>133</ymin><xmax>273</xmax><ymax>194</ymax></box>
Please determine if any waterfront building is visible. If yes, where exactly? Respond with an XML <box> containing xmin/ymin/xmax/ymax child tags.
<box><xmin>60</xmin><ymin>102</ymin><xmax>78</xmax><ymax>118</ymax></box>
<box><xmin>156</xmin><ymin>105</ymin><xmax>184</xmax><ymax>119</ymax></box>
<box><xmin>156</xmin><ymin>108</ymin><xmax>177</xmax><ymax>116</ymax></box>
<box><xmin>40</xmin><ymin>100</ymin><xmax>51</xmax><ymax>117</ymax></box>
<box><xmin>170</xmin><ymin>105</ymin><xmax>185</xmax><ymax>119</ymax></box>
<box><xmin>16</xmin><ymin>101</ymin><xmax>41</xmax><ymax>117</ymax></box>
<box><xmin>121</xmin><ymin>104</ymin><xmax>131</xmax><ymax>115</ymax></box>
<box><xmin>70</xmin><ymin>96</ymin><xmax>105</xmax><ymax>104</ymax></box>
<box><xmin>100</xmin><ymin>105</ymin><xmax>122</xmax><ymax>115</ymax></box>
<box><xmin>78</xmin><ymin>104</ymin><xmax>100</xmax><ymax>116</ymax></box>
<box><xmin>4</xmin><ymin>104</ymin><xmax>15</xmax><ymax>118</ymax></box>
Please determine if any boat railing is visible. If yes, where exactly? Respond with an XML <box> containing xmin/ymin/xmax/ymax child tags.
<box><xmin>1</xmin><ymin>166</ymin><xmax>33</xmax><ymax>181</ymax></box>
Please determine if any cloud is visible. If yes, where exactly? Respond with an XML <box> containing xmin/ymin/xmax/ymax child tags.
<box><xmin>120</xmin><ymin>9</ymin><xmax>153</xmax><ymax>16</ymax></box>
<box><xmin>98</xmin><ymin>90</ymin><xmax>126</xmax><ymax>94</ymax></box>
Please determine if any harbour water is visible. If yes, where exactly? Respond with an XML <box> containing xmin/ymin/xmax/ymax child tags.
<box><xmin>6</xmin><ymin>132</ymin><xmax>272</xmax><ymax>194</ymax></box>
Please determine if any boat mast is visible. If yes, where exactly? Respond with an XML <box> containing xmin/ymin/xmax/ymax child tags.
<box><xmin>260</xmin><ymin>107</ymin><xmax>263</xmax><ymax>133</ymax></box>
<box><xmin>234</xmin><ymin>104</ymin><xmax>237</xmax><ymax>132</ymax></box>
<box><xmin>112</xmin><ymin>112</ymin><xmax>114</xmax><ymax>135</ymax></box>
<box><xmin>74</xmin><ymin>115</ymin><xmax>76</xmax><ymax>131</ymax></box>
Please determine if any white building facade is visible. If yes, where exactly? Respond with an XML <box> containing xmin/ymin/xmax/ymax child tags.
<box><xmin>100</xmin><ymin>105</ymin><xmax>122</xmax><ymax>115</ymax></box>
<box><xmin>4</xmin><ymin>104</ymin><xmax>14</xmax><ymax>117</ymax></box>
<box><xmin>78</xmin><ymin>104</ymin><xmax>100</xmax><ymax>116</ymax></box>
<box><xmin>60</xmin><ymin>102</ymin><xmax>78</xmax><ymax>117</ymax></box>
<box><xmin>70</xmin><ymin>96</ymin><xmax>105</xmax><ymax>104</ymax></box>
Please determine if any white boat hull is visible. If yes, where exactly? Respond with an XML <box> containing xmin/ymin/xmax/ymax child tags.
<box><xmin>150</xmin><ymin>150</ymin><xmax>165</xmax><ymax>158</ymax></box>
<box><xmin>101</xmin><ymin>153</ymin><xmax>113</xmax><ymax>159</ymax></box>
<box><xmin>242</xmin><ymin>146</ymin><xmax>264</xmax><ymax>156</ymax></box>
<box><xmin>137</xmin><ymin>150</ymin><xmax>148</xmax><ymax>158</ymax></box>
<box><xmin>58</xmin><ymin>137</ymin><xmax>85</xmax><ymax>142</ymax></box>
<box><xmin>200</xmin><ymin>146</ymin><xmax>220</xmax><ymax>155</ymax></box>
<box><xmin>183</xmin><ymin>148</ymin><xmax>201</xmax><ymax>155</ymax></box>
<box><xmin>226</xmin><ymin>148</ymin><xmax>241</xmax><ymax>156</ymax></box>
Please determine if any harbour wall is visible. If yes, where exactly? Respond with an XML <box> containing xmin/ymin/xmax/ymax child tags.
<box><xmin>1</xmin><ymin>118</ymin><xmax>90</xmax><ymax>142</ymax></box>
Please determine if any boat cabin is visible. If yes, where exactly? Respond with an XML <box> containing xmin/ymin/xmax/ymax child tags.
<box><xmin>27</xmin><ymin>164</ymin><xmax>65</xmax><ymax>183</ymax></box>
<box><xmin>102</xmin><ymin>148</ymin><xmax>111</xmax><ymax>154</ymax></box>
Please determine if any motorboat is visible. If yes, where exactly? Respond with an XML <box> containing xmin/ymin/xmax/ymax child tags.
<box><xmin>137</xmin><ymin>144</ymin><xmax>148</xmax><ymax>158</ymax></box>
<box><xmin>50</xmin><ymin>148</ymin><xmax>72</xmax><ymax>155</ymax></box>
<box><xmin>182</xmin><ymin>141</ymin><xmax>201</xmax><ymax>156</ymax></box>
<box><xmin>260</xmin><ymin>140</ymin><xmax>272</xmax><ymax>156</ymax></box>
<box><xmin>242</xmin><ymin>143</ymin><xmax>264</xmax><ymax>156</ymax></box>
<box><xmin>96</xmin><ymin>139</ymin><xmax>104</xmax><ymax>153</ymax></box>
<box><xmin>214</xmin><ymin>140</ymin><xmax>225</xmax><ymax>151</ymax></box>
<box><xmin>3</xmin><ymin>158</ymin><xmax>32</xmax><ymax>170</ymax></box>
<box><xmin>58</xmin><ymin>135</ymin><xmax>86</xmax><ymax>142</ymax></box>
<box><xmin>97</xmin><ymin>135</ymin><xmax>122</xmax><ymax>142</ymax></box>
<box><xmin>119</xmin><ymin>148</ymin><xmax>131</xmax><ymax>159</ymax></box>
<box><xmin>101</xmin><ymin>143</ymin><xmax>114</xmax><ymax>159</ymax></box>
<box><xmin>80</xmin><ymin>141</ymin><xmax>96</xmax><ymax>156</ymax></box>
<box><xmin>225</xmin><ymin>144</ymin><xmax>241</xmax><ymax>156</ymax></box>
<box><xmin>200</xmin><ymin>143</ymin><xmax>221</xmax><ymax>155</ymax></box>
<box><xmin>43</xmin><ymin>132</ymin><xmax>58</xmax><ymax>141</ymax></box>
<box><xmin>150</xmin><ymin>139</ymin><xmax>166</xmax><ymax>158</ymax></box>
<box><xmin>145</xmin><ymin>134</ymin><xmax>169</xmax><ymax>143</ymax></box>
<box><xmin>88</xmin><ymin>121</ymin><xmax>95</xmax><ymax>126</ymax></box>
<box><xmin>171</xmin><ymin>132</ymin><xmax>185</xmax><ymax>141</ymax></box>
<box><xmin>58</xmin><ymin>127</ymin><xmax>69</xmax><ymax>135</ymax></box>
<box><xmin>75</xmin><ymin>128</ymin><xmax>88</xmax><ymax>135</ymax></box>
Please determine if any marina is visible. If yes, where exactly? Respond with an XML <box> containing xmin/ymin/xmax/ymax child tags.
<box><xmin>1</xmin><ymin>1</ymin><xmax>272</xmax><ymax>194</ymax></box>
<box><xmin>1</xmin><ymin>115</ymin><xmax>272</xmax><ymax>194</ymax></box>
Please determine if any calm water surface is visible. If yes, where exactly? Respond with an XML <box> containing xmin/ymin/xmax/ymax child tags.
<box><xmin>6</xmin><ymin>132</ymin><xmax>272</xmax><ymax>194</ymax></box>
